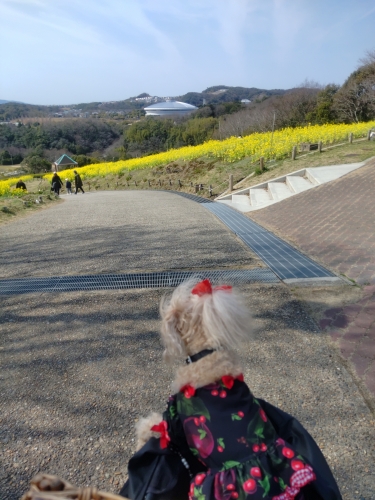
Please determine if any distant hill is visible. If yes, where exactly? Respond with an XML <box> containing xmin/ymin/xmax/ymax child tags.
<box><xmin>0</xmin><ymin>99</ymin><xmax>25</xmax><ymax>105</ymax></box>
<box><xmin>178</xmin><ymin>86</ymin><xmax>286</xmax><ymax>106</ymax></box>
<box><xmin>0</xmin><ymin>85</ymin><xmax>288</xmax><ymax>120</ymax></box>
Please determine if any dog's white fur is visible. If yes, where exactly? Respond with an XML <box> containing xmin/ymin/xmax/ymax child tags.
<box><xmin>136</xmin><ymin>279</ymin><xmax>252</xmax><ymax>450</ymax></box>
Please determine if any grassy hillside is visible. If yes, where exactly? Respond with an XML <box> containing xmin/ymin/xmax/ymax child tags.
<box><xmin>1</xmin><ymin>133</ymin><xmax>375</xmax><ymax>226</ymax></box>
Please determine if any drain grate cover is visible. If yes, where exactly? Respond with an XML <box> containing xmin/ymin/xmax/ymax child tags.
<box><xmin>0</xmin><ymin>269</ymin><xmax>279</xmax><ymax>295</ymax></box>
<box><xmin>169</xmin><ymin>191</ymin><xmax>335</xmax><ymax>281</ymax></box>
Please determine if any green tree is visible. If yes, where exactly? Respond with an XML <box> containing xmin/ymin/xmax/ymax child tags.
<box><xmin>0</xmin><ymin>150</ymin><xmax>22</xmax><ymax>165</ymax></box>
<box><xmin>306</xmin><ymin>84</ymin><xmax>339</xmax><ymax>124</ymax></box>
<box><xmin>333</xmin><ymin>56</ymin><xmax>375</xmax><ymax>123</ymax></box>
<box><xmin>21</xmin><ymin>155</ymin><xmax>51</xmax><ymax>173</ymax></box>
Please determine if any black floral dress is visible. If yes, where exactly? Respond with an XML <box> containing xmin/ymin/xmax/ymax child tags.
<box><xmin>160</xmin><ymin>375</ymin><xmax>319</xmax><ymax>500</ymax></box>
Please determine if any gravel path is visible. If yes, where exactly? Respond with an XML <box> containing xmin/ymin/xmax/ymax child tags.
<box><xmin>0</xmin><ymin>191</ymin><xmax>261</xmax><ymax>279</ymax></box>
<box><xmin>1</xmin><ymin>191</ymin><xmax>374</xmax><ymax>500</ymax></box>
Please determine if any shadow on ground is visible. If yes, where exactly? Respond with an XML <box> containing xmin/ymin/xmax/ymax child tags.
<box><xmin>1</xmin><ymin>285</ymin><xmax>375</xmax><ymax>499</ymax></box>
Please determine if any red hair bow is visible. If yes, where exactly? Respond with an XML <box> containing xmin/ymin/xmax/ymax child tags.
<box><xmin>191</xmin><ymin>279</ymin><xmax>232</xmax><ymax>296</ymax></box>
<box><xmin>221</xmin><ymin>373</ymin><xmax>244</xmax><ymax>389</ymax></box>
<box><xmin>180</xmin><ymin>384</ymin><xmax>196</xmax><ymax>398</ymax></box>
<box><xmin>151</xmin><ymin>420</ymin><xmax>171</xmax><ymax>449</ymax></box>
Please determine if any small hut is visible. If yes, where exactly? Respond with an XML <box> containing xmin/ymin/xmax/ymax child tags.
<box><xmin>53</xmin><ymin>154</ymin><xmax>78</xmax><ymax>172</ymax></box>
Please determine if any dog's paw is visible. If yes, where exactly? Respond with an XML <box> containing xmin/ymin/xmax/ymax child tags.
<box><xmin>135</xmin><ymin>412</ymin><xmax>163</xmax><ymax>450</ymax></box>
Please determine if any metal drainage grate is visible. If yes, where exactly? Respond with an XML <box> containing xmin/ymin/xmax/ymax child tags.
<box><xmin>0</xmin><ymin>269</ymin><xmax>279</xmax><ymax>295</ymax></box>
<box><xmin>169</xmin><ymin>191</ymin><xmax>335</xmax><ymax>281</ymax></box>
<box><xmin>170</xmin><ymin>191</ymin><xmax>213</xmax><ymax>204</ymax></box>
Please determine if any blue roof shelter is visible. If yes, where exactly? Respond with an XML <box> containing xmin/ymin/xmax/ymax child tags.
<box><xmin>53</xmin><ymin>154</ymin><xmax>78</xmax><ymax>172</ymax></box>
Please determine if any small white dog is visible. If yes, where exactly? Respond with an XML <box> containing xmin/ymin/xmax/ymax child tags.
<box><xmin>131</xmin><ymin>279</ymin><xmax>340</xmax><ymax>500</ymax></box>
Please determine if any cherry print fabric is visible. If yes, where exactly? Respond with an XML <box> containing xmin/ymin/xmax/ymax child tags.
<box><xmin>163</xmin><ymin>377</ymin><xmax>320</xmax><ymax>500</ymax></box>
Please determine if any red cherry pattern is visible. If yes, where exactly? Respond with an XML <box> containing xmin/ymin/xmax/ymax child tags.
<box><xmin>291</xmin><ymin>459</ymin><xmax>305</xmax><ymax>471</ymax></box>
<box><xmin>237</xmin><ymin>411</ymin><xmax>244</xmax><ymax>418</ymax></box>
<box><xmin>211</xmin><ymin>389</ymin><xmax>219</xmax><ymax>396</ymax></box>
<box><xmin>231</xmin><ymin>493</ymin><xmax>239</xmax><ymax>499</ymax></box>
<box><xmin>282</xmin><ymin>447</ymin><xmax>295</xmax><ymax>459</ymax></box>
<box><xmin>259</xmin><ymin>409</ymin><xmax>267</xmax><ymax>422</ymax></box>
<box><xmin>252</xmin><ymin>444</ymin><xmax>260</xmax><ymax>452</ymax></box>
<box><xmin>195</xmin><ymin>473</ymin><xmax>206</xmax><ymax>485</ymax></box>
<box><xmin>243</xmin><ymin>479</ymin><xmax>257</xmax><ymax>494</ymax></box>
<box><xmin>226</xmin><ymin>484</ymin><xmax>235</xmax><ymax>491</ymax></box>
<box><xmin>260</xmin><ymin>443</ymin><xmax>267</xmax><ymax>452</ymax></box>
<box><xmin>217</xmin><ymin>445</ymin><xmax>224</xmax><ymax>452</ymax></box>
<box><xmin>199</xmin><ymin>416</ymin><xmax>206</xmax><ymax>423</ymax></box>
<box><xmin>219</xmin><ymin>390</ymin><xmax>227</xmax><ymax>398</ymax></box>
<box><xmin>250</xmin><ymin>467</ymin><xmax>262</xmax><ymax>478</ymax></box>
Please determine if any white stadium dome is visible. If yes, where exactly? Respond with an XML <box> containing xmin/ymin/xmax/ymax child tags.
<box><xmin>144</xmin><ymin>100</ymin><xmax>198</xmax><ymax>116</ymax></box>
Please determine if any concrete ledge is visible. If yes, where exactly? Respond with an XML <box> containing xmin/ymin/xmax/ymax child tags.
<box><xmin>283</xmin><ymin>277</ymin><xmax>345</xmax><ymax>286</ymax></box>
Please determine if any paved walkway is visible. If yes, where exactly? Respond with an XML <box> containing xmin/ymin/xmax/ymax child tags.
<box><xmin>250</xmin><ymin>158</ymin><xmax>375</xmax><ymax>405</ymax></box>
<box><xmin>1</xmin><ymin>191</ymin><xmax>375</xmax><ymax>499</ymax></box>
<box><xmin>0</xmin><ymin>191</ymin><xmax>260</xmax><ymax>279</ymax></box>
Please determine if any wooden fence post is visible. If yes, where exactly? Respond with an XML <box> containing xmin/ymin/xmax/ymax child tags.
<box><xmin>291</xmin><ymin>146</ymin><xmax>297</xmax><ymax>160</ymax></box>
<box><xmin>229</xmin><ymin>174</ymin><xmax>234</xmax><ymax>192</ymax></box>
<box><xmin>195</xmin><ymin>184</ymin><xmax>199</xmax><ymax>193</ymax></box>
<box><xmin>349</xmin><ymin>132</ymin><xmax>353</xmax><ymax>144</ymax></box>
<box><xmin>259</xmin><ymin>156</ymin><xmax>264</xmax><ymax>171</ymax></box>
<box><xmin>318</xmin><ymin>141</ymin><xmax>322</xmax><ymax>153</ymax></box>
<box><xmin>178</xmin><ymin>179</ymin><xmax>182</xmax><ymax>188</ymax></box>
<box><xmin>209</xmin><ymin>185</ymin><xmax>213</xmax><ymax>197</ymax></box>
<box><xmin>169</xmin><ymin>179</ymin><xmax>172</xmax><ymax>186</ymax></box>
<box><xmin>134</xmin><ymin>180</ymin><xmax>137</xmax><ymax>186</ymax></box>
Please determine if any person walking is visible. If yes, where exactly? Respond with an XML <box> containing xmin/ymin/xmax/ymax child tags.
<box><xmin>73</xmin><ymin>170</ymin><xmax>84</xmax><ymax>194</ymax></box>
<box><xmin>65</xmin><ymin>178</ymin><xmax>72</xmax><ymax>194</ymax></box>
<box><xmin>51</xmin><ymin>172</ymin><xmax>63</xmax><ymax>196</ymax></box>
<box><xmin>15</xmin><ymin>179</ymin><xmax>27</xmax><ymax>190</ymax></box>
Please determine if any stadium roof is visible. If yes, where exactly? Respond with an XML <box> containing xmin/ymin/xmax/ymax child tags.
<box><xmin>144</xmin><ymin>101</ymin><xmax>198</xmax><ymax>111</ymax></box>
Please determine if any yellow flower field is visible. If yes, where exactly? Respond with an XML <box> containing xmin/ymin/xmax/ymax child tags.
<box><xmin>0</xmin><ymin>174</ymin><xmax>34</xmax><ymax>197</ymax></box>
<box><xmin>1</xmin><ymin>121</ymin><xmax>374</xmax><ymax>196</ymax></box>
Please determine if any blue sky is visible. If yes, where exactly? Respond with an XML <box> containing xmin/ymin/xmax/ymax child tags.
<box><xmin>1</xmin><ymin>0</ymin><xmax>375</xmax><ymax>105</ymax></box>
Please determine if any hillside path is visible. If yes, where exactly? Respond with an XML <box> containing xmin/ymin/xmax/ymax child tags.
<box><xmin>0</xmin><ymin>191</ymin><xmax>260</xmax><ymax>279</ymax></box>
<box><xmin>1</xmin><ymin>190</ymin><xmax>374</xmax><ymax>499</ymax></box>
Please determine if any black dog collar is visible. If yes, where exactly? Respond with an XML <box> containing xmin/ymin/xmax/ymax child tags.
<box><xmin>186</xmin><ymin>349</ymin><xmax>216</xmax><ymax>364</ymax></box>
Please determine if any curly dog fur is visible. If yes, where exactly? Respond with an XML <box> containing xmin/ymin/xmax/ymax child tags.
<box><xmin>135</xmin><ymin>279</ymin><xmax>252</xmax><ymax>449</ymax></box>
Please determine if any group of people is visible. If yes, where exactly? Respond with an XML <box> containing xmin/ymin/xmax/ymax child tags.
<box><xmin>51</xmin><ymin>170</ymin><xmax>84</xmax><ymax>196</ymax></box>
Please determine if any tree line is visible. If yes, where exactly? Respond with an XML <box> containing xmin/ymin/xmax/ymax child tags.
<box><xmin>1</xmin><ymin>50</ymin><xmax>374</xmax><ymax>170</ymax></box>
<box><xmin>0</xmin><ymin>120</ymin><xmax>121</xmax><ymax>171</ymax></box>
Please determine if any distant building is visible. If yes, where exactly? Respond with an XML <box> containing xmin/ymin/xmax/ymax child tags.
<box><xmin>53</xmin><ymin>154</ymin><xmax>78</xmax><ymax>172</ymax></box>
<box><xmin>144</xmin><ymin>101</ymin><xmax>198</xmax><ymax>117</ymax></box>
<box><xmin>241</xmin><ymin>99</ymin><xmax>251</xmax><ymax>104</ymax></box>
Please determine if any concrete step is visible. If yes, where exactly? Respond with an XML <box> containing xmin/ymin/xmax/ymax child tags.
<box><xmin>216</xmin><ymin>157</ymin><xmax>372</xmax><ymax>213</ymax></box>
<box><xmin>231</xmin><ymin>194</ymin><xmax>252</xmax><ymax>207</ymax></box>
<box><xmin>250</xmin><ymin>187</ymin><xmax>272</xmax><ymax>207</ymax></box>
<box><xmin>306</xmin><ymin>163</ymin><xmax>365</xmax><ymax>185</ymax></box>
<box><xmin>268</xmin><ymin>182</ymin><xmax>293</xmax><ymax>201</ymax></box>
<box><xmin>286</xmin><ymin>175</ymin><xmax>314</xmax><ymax>193</ymax></box>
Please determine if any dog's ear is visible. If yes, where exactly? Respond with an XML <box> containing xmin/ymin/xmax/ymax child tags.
<box><xmin>160</xmin><ymin>299</ymin><xmax>186</xmax><ymax>362</ymax></box>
